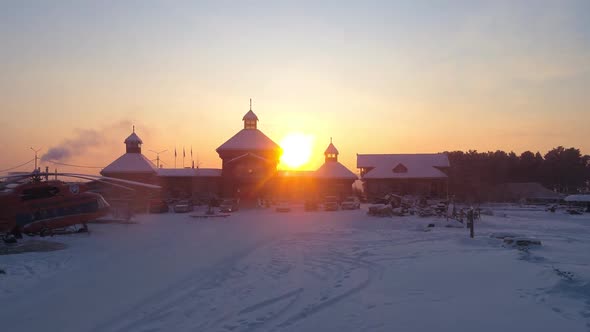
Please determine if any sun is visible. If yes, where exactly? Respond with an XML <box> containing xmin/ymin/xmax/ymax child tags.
<box><xmin>280</xmin><ymin>133</ymin><xmax>314</xmax><ymax>169</ymax></box>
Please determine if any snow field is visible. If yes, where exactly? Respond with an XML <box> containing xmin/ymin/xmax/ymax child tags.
<box><xmin>1</xmin><ymin>205</ymin><xmax>590</xmax><ymax>332</ymax></box>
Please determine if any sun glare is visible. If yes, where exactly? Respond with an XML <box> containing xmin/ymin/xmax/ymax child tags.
<box><xmin>280</xmin><ymin>133</ymin><xmax>314</xmax><ymax>169</ymax></box>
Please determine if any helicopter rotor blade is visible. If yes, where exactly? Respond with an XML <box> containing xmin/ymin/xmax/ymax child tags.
<box><xmin>58</xmin><ymin>174</ymin><xmax>136</xmax><ymax>191</ymax></box>
<box><xmin>1</xmin><ymin>171</ymin><xmax>161</xmax><ymax>190</ymax></box>
<box><xmin>54</xmin><ymin>173</ymin><xmax>161</xmax><ymax>189</ymax></box>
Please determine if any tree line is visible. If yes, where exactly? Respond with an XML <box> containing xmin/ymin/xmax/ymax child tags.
<box><xmin>444</xmin><ymin>146</ymin><xmax>590</xmax><ymax>201</ymax></box>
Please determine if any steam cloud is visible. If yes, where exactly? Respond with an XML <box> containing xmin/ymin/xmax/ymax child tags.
<box><xmin>41</xmin><ymin>120</ymin><xmax>133</xmax><ymax>162</ymax></box>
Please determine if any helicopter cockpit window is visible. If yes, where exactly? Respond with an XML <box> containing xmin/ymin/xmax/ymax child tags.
<box><xmin>21</xmin><ymin>186</ymin><xmax>61</xmax><ymax>201</ymax></box>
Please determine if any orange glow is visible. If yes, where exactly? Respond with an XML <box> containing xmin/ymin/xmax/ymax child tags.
<box><xmin>279</xmin><ymin>133</ymin><xmax>314</xmax><ymax>169</ymax></box>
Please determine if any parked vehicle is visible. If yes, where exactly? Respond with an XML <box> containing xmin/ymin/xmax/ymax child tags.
<box><xmin>219</xmin><ymin>199</ymin><xmax>239</xmax><ymax>213</ymax></box>
<box><xmin>341</xmin><ymin>196</ymin><xmax>361</xmax><ymax>210</ymax></box>
<box><xmin>324</xmin><ymin>196</ymin><xmax>339</xmax><ymax>211</ymax></box>
<box><xmin>149</xmin><ymin>199</ymin><xmax>169</xmax><ymax>213</ymax></box>
<box><xmin>304</xmin><ymin>198</ymin><xmax>319</xmax><ymax>211</ymax></box>
<box><xmin>275</xmin><ymin>201</ymin><xmax>291</xmax><ymax>212</ymax></box>
<box><xmin>173</xmin><ymin>200</ymin><xmax>193</xmax><ymax>213</ymax></box>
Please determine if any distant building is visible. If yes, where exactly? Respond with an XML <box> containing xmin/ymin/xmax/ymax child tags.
<box><xmin>216</xmin><ymin>107</ymin><xmax>282</xmax><ymax>202</ymax></box>
<box><xmin>99</xmin><ymin>129</ymin><xmax>161</xmax><ymax>210</ymax></box>
<box><xmin>100</xmin><ymin>104</ymin><xmax>359</xmax><ymax>205</ymax></box>
<box><xmin>357</xmin><ymin>153</ymin><xmax>450</xmax><ymax>199</ymax></box>
<box><xmin>313</xmin><ymin>139</ymin><xmax>358</xmax><ymax>198</ymax></box>
<box><xmin>101</xmin><ymin>129</ymin><xmax>159</xmax><ymax>184</ymax></box>
<box><xmin>157</xmin><ymin>168</ymin><xmax>221</xmax><ymax>201</ymax></box>
<box><xmin>273</xmin><ymin>139</ymin><xmax>357</xmax><ymax>200</ymax></box>
<box><xmin>490</xmin><ymin>182</ymin><xmax>563</xmax><ymax>203</ymax></box>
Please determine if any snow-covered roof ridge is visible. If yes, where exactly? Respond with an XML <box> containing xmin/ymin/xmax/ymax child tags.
<box><xmin>242</xmin><ymin>110</ymin><xmax>258</xmax><ymax>121</ymax></box>
<box><xmin>157</xmin><ymin>168</ymin><xmax>222</xmax><ymax>177</ymax></box>
<box><xmin>314</xmin><ymin>161</ymin><xmax>357</xmax><ymax>180</ymax></box>
<box><xmin>124</xmin><ymin>132</ymin><xmax>143</xmax><ymax>144</ymax></box>
<box><xmin>217</xmin><ymin>129</ymin><xmax>281</xmax><ymax>152</ymax></box>
<box><xmin>357</xmin><ymin>153</ymin><xmax>449</xmax><ymax>179</ymax></box>
<box><xmin>101</xmin><ymin>153</ymin><xmax>157</xmax><ymax>174</ymax></box>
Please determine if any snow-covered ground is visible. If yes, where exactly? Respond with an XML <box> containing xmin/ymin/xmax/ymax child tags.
<box><xmin>2</xmin><ymin>205</ymin><xmax>590</xmax><ymax>332</ymax></box>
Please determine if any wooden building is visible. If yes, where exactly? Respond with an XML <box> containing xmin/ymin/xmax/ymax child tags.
<box><xmin>216</xmin><ymin>107</ymin><xmax>282</xmax><ymax>204</ymax></box>
<box><xmin>357</xmin><ymin>154</ymin><xmax>450</xmax><ymax>199</ymax></box>
<box><xmin>99</xmin><ymin>129</ymin><xmax>161</xmax><ymax>209</ymax></box>
<box><xmin>313</xmin><ymin>139</ymin><xmax>357</xmax><ymax>199</ymax></box>
<box><xmin>100</xmin><ymin>105</ymin><xmax>361</xmax><ymax>206</ymax></box>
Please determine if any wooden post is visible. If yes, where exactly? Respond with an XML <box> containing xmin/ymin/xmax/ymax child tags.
<box><xmin>468</xmin><ymin>208</ymin><xmax>474</xmax><ymax>238</ymax></box>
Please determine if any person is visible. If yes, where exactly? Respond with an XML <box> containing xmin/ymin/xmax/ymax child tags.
<box><xmin>124</xmin><ymin>206</ymin><xmax>134</xmax><ymax>222</ymax></box>
<box><xmin>467</xmin><ymin>208</ymin><xmax>474</xmax><ymax>226</ymax></box>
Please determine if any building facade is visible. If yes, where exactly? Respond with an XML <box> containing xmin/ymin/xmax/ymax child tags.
<box><xmin>100</xmin><ymin>105</ymin><xmax>359</xmax><ymax>205</ymax></box>
<box><xmin>357</xmin><ymin>153</ymin><xmax>450</xmax><ymax>199</ymax></box>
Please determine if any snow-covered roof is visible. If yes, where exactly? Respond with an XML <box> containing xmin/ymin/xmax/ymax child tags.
<box><xmin>101</xmin><ymin>153</ymin><xmax>157</xmax><ymax>174</ymax></box>
<box><xmin>324</xmin><ymin>143</ymin><xmax>339</xmax><ymax>155</ymax></box>
<box><xmin>124</xmin><ymin>132</ymin><xmax>143</xmax><ymax>144</ymax></box>
<box><xmin>157</xmin><ymin>168</ymin><xmax>221</xmax><ymax>177</ymax></box>
<box><xmin>217</xmin><ymin>129</ymin><xmax>281</xmax><ymax>152</ymax></box>
<box><xmin>357</xmin><ymin>154</ymin><xmax>449</xmax><ymax>179</ymax></box>
<box><xmin>242</xmin><ymin>110</ymin><xmax>259</xmax><ymax>121</ymax></box>
<box><xmin>315</xmin><ymin>161</ymin><xmax>358</xmax><ymax>180</ymax></box>
<box><xmin>564</xmin><ymin>194</ymin><xmax>590</xmax><ymax>202</ymax></box>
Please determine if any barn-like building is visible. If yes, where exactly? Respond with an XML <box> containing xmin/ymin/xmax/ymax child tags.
<box><xmin>357</xmin><ymin>153</ymin><xmax>450</xmax><ymax>199</ymax></box>
<box><xmin>100</xmin><ymin>107</ymin><xmax>453</xmax><ymax>207</ymax></box>
<box><xmin>99</xmin><ymin>102</ymin><xmax>460</xmax><ymax>208</ymax></box>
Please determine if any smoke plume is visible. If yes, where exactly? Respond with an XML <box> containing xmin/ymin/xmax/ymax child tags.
<box><xmin>41</xmin><ymin>120</ymin><xmax>134</xmax><ymax>162</ymax></box>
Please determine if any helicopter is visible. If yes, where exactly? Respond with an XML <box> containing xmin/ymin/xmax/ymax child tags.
<box><xmin>0</xmin><ymin>169</ymin><xmax>160</xmax><ymax>243</ymax></box>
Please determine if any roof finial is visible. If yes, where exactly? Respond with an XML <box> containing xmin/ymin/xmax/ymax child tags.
<box><xmin>330</xmin><ymin>137</ymin><xmax>332</xmax><ymax>144</ymax></box>
<box><xmin>133</xmin><ymin>125</ymin><xmax>135</xmax><ymax>133</ymax></box>
<box><xmin>249</xmin><ymin>98</ymin><xmax>252</xmax><ymax>111</ymax></box>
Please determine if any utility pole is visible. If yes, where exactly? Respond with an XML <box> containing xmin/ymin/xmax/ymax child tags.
<box><xmin>149</xmin><ymin>149</ymin><xmax>167</xmax><ymax>168</ymax></box>
<box><xmin>30</xmin><ymin>147</ymin><xmax>41</xmax><ymax>170</ymax></box>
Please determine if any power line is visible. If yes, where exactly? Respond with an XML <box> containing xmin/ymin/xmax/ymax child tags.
<box><xmin>45</xmin><ymin>160</ymin><xmax>104</xmax><ymax>169</ymax></box>
<box><xmin>0</xmin><ymin>158</ymin><xmax>35</xmax><ymax>173</ymax></box>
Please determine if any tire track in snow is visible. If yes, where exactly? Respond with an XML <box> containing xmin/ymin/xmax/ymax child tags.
<box><xmin>91</xmin><ymin>237</ymin><xmax>277</xmax><ymax>332</ymax></box>
<box><xmin>273</xmin><ymin>255</ymin><xmax>383</xmax><ymax>330</ymax></box>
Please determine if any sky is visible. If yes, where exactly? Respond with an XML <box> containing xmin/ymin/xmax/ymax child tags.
<box><xmin>1</xmin><ymin>0</ymin><xmax>589</xmax><ymax>175</ymax></box>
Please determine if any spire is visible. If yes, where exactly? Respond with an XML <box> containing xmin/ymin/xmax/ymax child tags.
<box><xmin>124</xmin><ymin>127</ymin><xmax>143</xmax><ymax>153</ymax></box>
<box><xmin>324</xmin><ymin>138</ymin><xmax>339</xmax><ymax>162</ymax></box>
<box><xmin>243</xmin><ymin>99</ymin><xmax>259</xmax><ymax>129</ymax></box>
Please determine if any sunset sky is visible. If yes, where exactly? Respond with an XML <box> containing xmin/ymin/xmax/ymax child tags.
<box><xmin>1</xmin><ymin>1</ymin><xmax>589</xmax><ymax>174</ymax></box>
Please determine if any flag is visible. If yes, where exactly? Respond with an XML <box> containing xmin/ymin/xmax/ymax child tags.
<box><xmin>191</xmin><ymin>146</ymin><xmax>193</xmax><ymax>158</ymax></box>
<box><xmin>183</xmin><ymin>147</ymin><xmax>185</xmax><ymax>158</ymax></box>
<box><xmin>174</xmin><ymin>148</ymin><xmax>177</xmax><ymax>158</ymax></box>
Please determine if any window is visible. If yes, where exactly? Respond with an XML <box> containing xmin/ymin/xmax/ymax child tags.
<box><xmin>245</xmin><ymin>120</ymin><xmax>257</xmax><ymax>129</ymax></box>
<box><xmin>392</xmin><ymin>163</ymin><xmax>408</xmax><ymax>173</ymax></box>
<box><xmin>21</xmin><ymin>186</ymin><xmax>60</xmax><ymax>201</ymax></box>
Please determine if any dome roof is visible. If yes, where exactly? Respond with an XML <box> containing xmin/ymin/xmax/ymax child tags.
<box><xmin>217</xmin><ymin>129</ymin><xmax>281</xmax><ymax>152</ymax></box>
<box><xmin>242</xmin><ymin>110</ymin><xmax>259</xmax><ymax>121</ymax></box>
<box><xmin>101</xmin><ymin>153</ymin><xmax>157</xmax><ymax>174</ymax></box>
<box><xmin>315</xmin><ymin>161</ymin><xmax>357</xmax><ymax>180</ymax></box>
<box><xmin>124</xmin><ymin>132</ymin><xmax>143</xmax><ymax>144</ymax></box>
<box><xmin>324</xmin><ymin>142</ymin><xmax>339</xmax><ymax>155</ymax></box>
